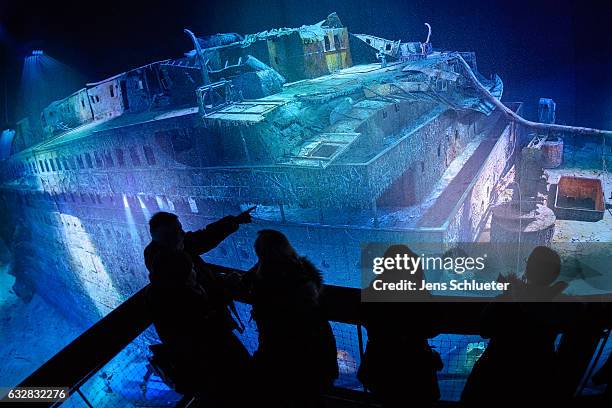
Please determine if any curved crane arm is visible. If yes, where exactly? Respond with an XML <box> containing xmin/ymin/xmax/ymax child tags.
<box><xmin>455</xmin><ymin>53</ymin><xmax>612</xmax><ymax>137</ymax></box>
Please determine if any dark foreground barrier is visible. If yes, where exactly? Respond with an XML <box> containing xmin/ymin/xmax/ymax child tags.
<box><xmin>14</xmin><ymin>264</ymin><xmax>612</xmax><ymax>407</ymax></box>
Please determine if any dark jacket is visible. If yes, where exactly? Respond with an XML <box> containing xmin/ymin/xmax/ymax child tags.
<box><xmin>358</xmin><ymin>287</ymin><xmax>443</xmax><ymax>407</ymax></box>
<box><xmin>144</xmin><ymin>216</ymin><xmax>250</xmax><ymax>392</ymax></box>
<box><xmin>461</xmin><ymin>286</ymin><xmax>567</xmax><ymax>407</ymax></box>
<box><xmin>247</xmin><ymin>256</ymin><xmax>339</xmax><ymax>395</ymax></box>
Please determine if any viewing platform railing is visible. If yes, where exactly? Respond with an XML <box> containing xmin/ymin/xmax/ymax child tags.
<box><xmin>15</xmin><ymin>263</ymin><xmax>612</xmax><ymax>407</ymax></box>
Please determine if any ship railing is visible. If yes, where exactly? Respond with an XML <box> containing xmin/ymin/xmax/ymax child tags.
<box><xmin>14</xmin><ymin>263</ymin><xmax>612</xmax><ymax>407</ymax></box>
<box><xmin>196</xmin><ymin>80</ymin><xmax>234</xmax><ymax>116</ymax></box>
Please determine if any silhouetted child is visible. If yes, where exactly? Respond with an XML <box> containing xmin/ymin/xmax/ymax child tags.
<box><xmin>245</xmin><ymin>229</ymin><xmax>338</xmax><ymax>408</ymax></box>
<box><xmin>461</xmin><ymin>246</ymin><xmax>568</xmax><ymax>407</ymax></box>
<box><xmin>358</xmin><ymin>245</ymin><xmax>443</xmax><ymax>408</ymax></box>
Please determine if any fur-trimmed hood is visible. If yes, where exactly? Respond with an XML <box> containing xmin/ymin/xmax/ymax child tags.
<box><xmin>294</xmin><ymin>256</ymin><xmax>323</xmax><ymax>288</ymax></box>
<box><xmin>256</xmin><ymin>255</ymin><xmax>323</xmax><ymax>288</ymax></box>
<box><xmin>250</xmin><ymin>255</ymin><xmax>325</xmax><ymax>311</ymax></box>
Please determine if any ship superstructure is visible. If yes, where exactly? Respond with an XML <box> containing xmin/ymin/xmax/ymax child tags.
<box><xmin>0</xmin><ymin>13</ymin><xmax>516</xmax><ymax>324</ymax></box>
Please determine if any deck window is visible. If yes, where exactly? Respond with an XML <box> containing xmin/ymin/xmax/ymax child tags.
<box><xmin>143</xmin><ymin>145</ymin><xmax>156</xmax><ymax>165</ymax></box>
<box><xmin>324</xmin><ymin>36</ymin><xmax>331</xmax><ymax>51</ymax></box>
<box><xmin>188</xmin><ymin>197</ymin><xmax>198</xmax><ymax>213</ymax></box>
<box><xmin>115</xmin><ymin>148</ymin><xmax>125</xmax><ymax>166</ymax></box>
<box><xmin>103</xmin><ymin>150</ymin><xmax>114</xmax><ymax>167</ymax></box>
<box><xmin>94</xmin><ymin>151</ymin><xmax>103</xmax><ymax>167</ymax></box>
<box><xmin>129</xmin><ymin>146</ymin><xmax>141</xmax><ymax>166</ymax></box>
<box><xmin>85</xmin><ymin>153</ymin><xmax>93</xmax><ymax>168</ymax></box>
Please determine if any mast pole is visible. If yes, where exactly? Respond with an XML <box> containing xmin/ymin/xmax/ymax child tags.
<box><xmin>184</xmin><ymin>29</ymin><xmax>210</xmax><ymax>85</ymax></box>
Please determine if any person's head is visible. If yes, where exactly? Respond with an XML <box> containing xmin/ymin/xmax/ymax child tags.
<box><xmin>149</xmin><ymin>212</ymin><xmax>185</xmax><ymax>250</ymax></box>
<box><xmin>525</xmin><ymin>246</ymin><xmax>561</xmax><ymax>286</ymax></box>
<box><xmin>254</xmin><ymin>229</ymin><xmax>298</xmax><ymax>264</ymax></box>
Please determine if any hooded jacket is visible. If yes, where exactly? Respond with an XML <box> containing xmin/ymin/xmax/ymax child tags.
<box><xmin>247</xmin><ymin>256</ymin><xmax>339</xmax><ymax>390</ymax></box>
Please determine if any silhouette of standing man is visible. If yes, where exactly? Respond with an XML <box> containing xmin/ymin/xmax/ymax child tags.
<box><xmin>144</xmin><ymin>208</ymin><xmax>254</xmax><ymax>407</ymax></box>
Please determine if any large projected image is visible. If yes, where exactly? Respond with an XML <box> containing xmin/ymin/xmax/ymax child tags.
<box><xmin>0</xmin><ymin>1</ymin><xmax>611</xmax><ymax>406</ymax></box>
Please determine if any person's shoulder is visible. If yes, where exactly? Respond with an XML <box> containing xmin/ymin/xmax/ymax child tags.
<box><xmin>147</xmin><ymin>244</ymin><xmax>192</xmax><ymax>271</ymax></box>
<box><xmin>143</xmin><ymin>240</ymin><xmax>158</xmax><ymax>258</ymax></box>
<box><xmin>144</xmin><ymin>241</ymin><xmax>174</xmax><ymax>263</ymax></box>
<box><xmin>144</xmin><ymin>241</ymin><xmax>152</xmax><ymax>252</ymax></box>
<box><xmin>297</xmin><ymin>256</ymin><xmax>323</xmax><ymax>287</ymax></box>
<box><xmin>144</xmin><ymin>241</ymin><xmax>159</xmax><ymax>272</ymax></box>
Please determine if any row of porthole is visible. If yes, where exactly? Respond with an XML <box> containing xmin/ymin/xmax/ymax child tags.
<box><xmin>12</xmin><ymin>189</ymin><xmax>206</xmax><ymax>218</ymax></box>
<box><xmin>7</xmin><ymin>145</ymin><xmax>158</xmax><ymax>178</ymax></box>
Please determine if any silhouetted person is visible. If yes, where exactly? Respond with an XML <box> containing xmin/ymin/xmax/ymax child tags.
<box><xmin>358</xmin><ymin>245</ymin><xmax>443</xmax><ymax>408</ymax></box>
<box><xmin>245</xmin><ymin>229</ymin><xmax>338</xmax><ymax>408</ymax></box>
<box><xmin>461</xmin><ymin>246</ymin><xmax>568</xmax><ymax>407</ymax></box>
<box><xmin>144</xmin><ymin>210</ymin><xmax>253</xmax><ymax>407</ymax></box>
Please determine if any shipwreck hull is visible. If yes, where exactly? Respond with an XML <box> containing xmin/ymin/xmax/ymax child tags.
<box><xmin>0</xmin><ymin>103</ymin><xmax>517</xmax><ymax>326</ymax></box>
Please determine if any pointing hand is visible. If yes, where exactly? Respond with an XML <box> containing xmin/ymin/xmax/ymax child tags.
<box><xmin>235</xmin><ymin>206</ymin><xmax>256</xmax><ymax>224</ymax></box>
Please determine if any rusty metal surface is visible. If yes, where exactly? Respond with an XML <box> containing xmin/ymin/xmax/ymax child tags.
<box><xmin>554</xmin><ymin>175</ymin><xmax>605</xmax><ymax>221</ymax></box>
